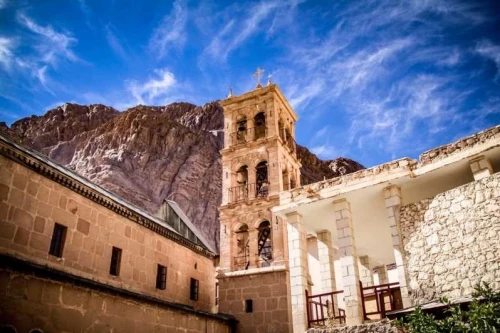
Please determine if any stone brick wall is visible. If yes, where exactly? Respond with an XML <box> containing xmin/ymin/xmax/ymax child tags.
<box><xmin>218</xmin><ymin>270</ymin><xmax>291</xmax><ymax>333</ymax></box>
<box><xmin>400</xmin><ymin>173</ymin><xmax>500</xmax><ymax>304</ymax></box>
<box><xmin>0</xmin><ymin>267</ymin><xmax>233</xmax><ymax>333</ymax></box>
<box><xmin>0</xmin><ymin>154</ymin><xmax>216</xmax><ymax>312</ymax></box>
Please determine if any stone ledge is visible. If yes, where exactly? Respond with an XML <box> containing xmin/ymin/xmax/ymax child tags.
<box><xmin>218</xmin><ymin>264</ymin><xmax>287</xmax><ymax>278</ymax></box>
<box><xmin>306</xmin><ymin>319</ymin><xmax>397</xmax><ymax>333</ymax></box>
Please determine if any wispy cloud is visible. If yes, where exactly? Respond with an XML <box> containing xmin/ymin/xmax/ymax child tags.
<box><xmin>105</xmin><ymin>24</ymin><xmax>131</xmax><ymax>61</ymax></box>
<box><xmin>126</xmin><ymin>68</ymin><xmax>177</xmax><ymax>105</ymax></box>
<box><xmin>311</xmin><ymin>144</ymin><xmax>338</xmax><ymax>159</ymax></box>
<box><xmin>0</xmin><ymin>37</ymin><xmax>15</xmax><ymax>70</ymax></box>
<box><xmin>149</xmin><ymin>0</ymin><xmax>188</xmax><ymax>59</ymax></box>
<box><xmin>17</xmin><ymin>13</ymin><xmax>79</xmax><ymax>65</ymax></box>
<box><xmin>475</xmin><ymin>40</ymin><xmax>500</xmax><ymax>77</ymax></box>
<box><xmin>200</xmin><ymin>0</ymin><xmax>300</xmax><ymax>65</ymax></box>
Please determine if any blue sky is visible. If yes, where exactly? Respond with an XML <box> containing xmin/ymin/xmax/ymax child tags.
<box><xmin>0</xmin><ymin>0</ymin><xmax>499</xmax><ymax>167</ymax></box>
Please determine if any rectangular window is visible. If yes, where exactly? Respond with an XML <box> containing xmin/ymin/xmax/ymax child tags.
<box><xmin>49</xmin><ymin>223</ymin><xmax>67</xmax><ymax>258</ymax></box>
<box><xmin>245</xmin><ymin>299</ymin><xmax>253</xmax><ymax>313</ymax></box>
<box><xmin>156</xmin><ymin>264</ymin><xmax>167</xmax><ymax>290</ymax></box>
<box><xmin>190</xmin><ymin>278</ymin><xmax>199</xmax><ymax>301</ymax></box>
<box><xmin>109</xmin><ymin>247</ymin><xmax>122</xmax><ymax>276</ymax></box>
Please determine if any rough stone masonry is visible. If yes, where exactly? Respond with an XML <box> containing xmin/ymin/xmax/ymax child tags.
<box><xmin>400</xmin><ymin>172</ymin><xmax>500</xmax><ymax>305</ymax></box>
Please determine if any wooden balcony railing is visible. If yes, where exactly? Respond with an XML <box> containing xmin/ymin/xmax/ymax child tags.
<box><xmin>306</xmin><ymin>290</ymin><xmax>346</xmax><ymax>328</ymax></box>
<box><xmin>360</xmin><ymin>281</ymin><xmax>402</xmax><ymax>320</ymax></box>
<box><xmin>227</xmin><ymin>183</ymin><xmax>269</xmax><ymax>203</ymax></box>
<box><xmin>229</xmin><ymin>126</ymin><xmax>267</xmax><ymax>146</ymax></box>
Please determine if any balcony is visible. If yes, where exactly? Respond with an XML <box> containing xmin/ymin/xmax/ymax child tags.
<box><xmin>229</xmin><ymin>126</ymin><xmax>267</xmax><ymax>146</ymax></box>
<box><xmin>227</xmin><ymin>183</ymin><xmax>269</xmax><ymax>203</ymax></box>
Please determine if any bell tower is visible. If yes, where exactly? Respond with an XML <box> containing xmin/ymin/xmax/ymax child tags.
<box><xmin>217</xmin><ymin>75</ymin><xmax>301</xmax><ymax>333</ymax></box>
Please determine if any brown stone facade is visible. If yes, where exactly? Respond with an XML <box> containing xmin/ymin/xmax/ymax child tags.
<box><xmin>0</xmin><ymin>138</ymin><xmax>236</xmax><ymax>332</ymax></box>
<box><xmin>218</xmin><ymin>270</ymin><xmax>291</xmax><ymax>333</ymax></box>
<box><xmin>0</xmin><ymin>255</ymin><xmax>235</xmax><ymax>333</ymax></box>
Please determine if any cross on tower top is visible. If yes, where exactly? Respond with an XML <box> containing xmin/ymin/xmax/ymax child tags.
<box><xmin>252</xmin><ymin>67</ymin><xmax>265</xmax><ymax>88</ymax></box>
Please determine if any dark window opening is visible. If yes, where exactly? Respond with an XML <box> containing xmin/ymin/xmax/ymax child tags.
<box><xmin>236</xmin><ymin>117</ymin><xmax>247</xmax><ymax>143</ymax></box>
<box><xmin>254</xmin><ymin>112</ymin><xmax>266</xmax><ymax>139</ymax></box>
<box><xmin>109</xmin><ymin>247</ymin><xmax>122</xmax><ymax>276</ymax></box>
<box><xmin>234</xmin><ymin>224</ymin><xmax>250</xmax><ymax>270</ymax></box>
<box><xmin>190</xmin><ymin>278</ymin><xmax>199</xmax><ymax>301</ymax></box>
<box><xmin>245</xmin><ymin>299</ymin><xmax>253</xmax><ymax>313</ymax></box>
<box><xmin>49</xmin><ymin>223</ymin><xmax>67</xmax><ymax>258</ymax></box>
<box><xmin>258</xmin><ymin>221</ymin><xmax>272</xmax><ymax>267</ymax></box>
<box><xmin>256</xmin><ymin>161</ymin><xmax>269</xmax><ymax>197</ymax></box>
<box><xmin>156</xmin><ymin>264</ymin><xmax>167</xmax><ymax>290</ymax></box>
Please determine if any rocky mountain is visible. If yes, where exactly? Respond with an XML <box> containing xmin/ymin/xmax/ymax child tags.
<box><xmin>0</xmin><ymin>102</ymin><xmax>364</xmax><ymax>251</ymax></box>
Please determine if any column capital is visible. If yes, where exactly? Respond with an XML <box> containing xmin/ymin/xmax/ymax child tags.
<box><xmin>333</xmin><ymin>198</ymin><xmax>350</xmax><ymax>211</ymax></box>
<box><xmin>285</xmin><ymin>210</ymin><xmax>303</xmax><ymax>220</ymax></box>
<box><xmin>469</xmin><ymin>155</ymin><xmax>493</xmax><ymax>180</ymax></box>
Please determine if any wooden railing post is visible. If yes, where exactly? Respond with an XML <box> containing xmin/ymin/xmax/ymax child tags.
<box><xmin>359</xmin><ymin>280</ymin><xmax>367</xmax><ymax>320</ymax></box>
<box><xmin>305</xmin><ymin>289</ymin><xmax>311</xmax><ymax>328</ymax></box>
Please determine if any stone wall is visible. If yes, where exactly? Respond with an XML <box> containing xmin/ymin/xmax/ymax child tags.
<box><xmin>306</xmin><ymin>319</ymin><xmax>397</xmax><ymax>333</ymax></box>
<box><xmin>0</xmin><ymin>154</ymin><xmax>216</xmax><ymax>311</ymax></box>
<box><xmin>0</xmin><ymin>266</ymin><xmax>234</xmax><ymax>333</ymax></box>
<box><xmin>218</xmin><ymin>270</ymin><xmax>291</xmax><ymax>333</ymax></box>
<box><xmin>400</xmin><ymin>172</ymin><xmax>500</xmax><ymax>304</ymax></box>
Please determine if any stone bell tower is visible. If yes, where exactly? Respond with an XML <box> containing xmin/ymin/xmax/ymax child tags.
<box><xmin>217</xmin><ymin>71</ymin><xmax>301</xmax><ymax>333</ymax></box>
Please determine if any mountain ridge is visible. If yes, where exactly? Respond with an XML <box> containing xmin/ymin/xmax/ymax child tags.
<box><xmin>0</xmin><ymin>101</ymin><xmax>365</xmax><ymax>251</ymax></box>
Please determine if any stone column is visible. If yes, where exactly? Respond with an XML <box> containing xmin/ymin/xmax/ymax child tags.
<box><xmin>271</xmin><ymin>215</ymin><xmax>286</xmax><ymax>267</ymax></box>
<box><xmin>469</xmin><ymin>156</ymin><xmax>493</xmax><ymax>180</ymax></box>
<box><xmin>286</xmin><ymin>211</ymin><xmax>309</xmax><ymax>333</ymax></box>
<box><xmin>219</xmin><ymin>221</ymin><xmax>231</xmax><ymax>273</ymax></box>
<box><xmin>317</xmin><ymin>230</ymin><xmax>339</xmax><ymax>312</ymax></box>
<box><xmin>384</xmin><ymin>185</ymin><xmax>411</xmax><ymax>308</ymax></box>
<box><xmin>249</xmin><ymin>227</ymin><xmax>258</xmax><ymax>268</ymax></box>
<box><xmin>333</xmin><ymin>199</ymin><xmax>363</xmax><ymax>325</ymax></box>
<box><xmin>359</xmin><ymin>255</ymin><xmax>374</xmax><ymax>287</ymax></box>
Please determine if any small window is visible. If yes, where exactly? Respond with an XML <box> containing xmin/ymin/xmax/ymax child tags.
<box><xmin>245</xmin><ymin>299</ymin><xmax>253</xmax><ymax>313</ymax></box>
<box><xmin>156</xmin><ymin>264</ymin><xmax>167</xmax><ymax>290</ymax></box>
<box><xmin>190</xmin><ymin>278</ymin><xmax>199</xmax><ymax>301</ymax></box>
<box><xmin>49</xmin><ymin>223</ymin><xmax>67</xmax><ymax>258</ymax></box>
<box><xmin>109</xmin><ymin>247</ymin><xmax>122</xmax><ymax>276</ymax></box>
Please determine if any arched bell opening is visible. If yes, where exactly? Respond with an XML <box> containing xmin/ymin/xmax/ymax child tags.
<box><xmin>236</xmin><ymin>116</ymin><xmax>247</xmax><ymax>144</ymax></box>
<box><xmin>255</xmin><ymin>161</ymin><xmax>269</xmax><ymax>197</ymax></box>
<box><xmin>233</xmin><ymin>165</ymin><xmax>249</xmax><ymax>201</ymax></box>
<box><xmin>234</xmin><ymin>224</ymin><xmax>250</xmax><ymax>270</ymax></box>
<box><xmin>254</xmin><ymin>112</ymin><xmax>266</xmax><ymax>140</ymax></box>
<box><xmin>257</xmin><ymin>221</ymin><xmax>272</xmax><ymax>267</ymax></box>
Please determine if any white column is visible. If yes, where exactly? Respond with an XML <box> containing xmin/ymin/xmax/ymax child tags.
<box><xmin>469</xmin><ymin>156</ymin><xmax>493</xmax><ymax>180</ymax></box>
<box><xmin>359</xmin><ymin>255</ymin><xmax>374</xmax><ymax>287</ymax></box>
<box><xmin>286</xmin><ymin>211</ymin><xmax>309</xmax><ymax>333</ymax></box>
<box><xmin>333</xmin><ymin>199</ymin><xmax>363</xmax><ymax>325</ymax></box>
<box><xmin>317</xmin><ymin>230</ymin><xmax>339</xmax><ymax>314</ymax></box>
<box><xmin>384</xmin><ymin>185</ymin><xmax>411</xmax><ymax>308</ymax></box>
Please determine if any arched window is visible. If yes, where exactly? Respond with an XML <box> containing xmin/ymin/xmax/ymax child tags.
<box><xmin>278</xmin><ymin>119</ymin><xmax>286</xmax><ymax>141</ymax></box>
<box><xmin>233</xmin><ymin>165</ymin><xmax>249</xmax><ymax>201</ymax></box>
<box><xmin>235</xmin><ymin>224</ymin><xmax>250</xmax><ymax>270</ymax></box>
<box><xmin>258</xmin><ymin>221</ymin><xmax>272</xmax><ymax>267</ymax></box>
<box><xmin>254</xmin><ymin>112</ymin><xmax>266</xmax><ymax>140</ymax></box>
<box><xmin>236</xmin><ymin>116</ymin><xmax>247</xmax><ymax>144</ymax></box>
<box><xmin>255</xmin><ymin>161</ymin><xmax>268</xmax><ymax>197</ymax></box>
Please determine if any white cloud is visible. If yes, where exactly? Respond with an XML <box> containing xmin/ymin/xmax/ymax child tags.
<box><xmin>311</xmin><ymin>144</ymin><xmax>338</xmax><ymax>159</ymax></box>
<box><xmin>105</xmin><ymin>25</ymin><xmax>131</xmax><ymax>61</ymax></box>
<box><xmin>35</xmin><ymin>65</ymin><xmax>55</xmax><ymax>95</ymax></box>
<box><xmin>476</xmin><ymin>40</ymin><xmax>500</xmax><ymax>74</ymax></box>
<box><xmin>0</xmin><ymin>0</ymin><xmax>7</xmax><ymax>10</ymax></box>
<box><xmin>201</xmin><ymin>0</ymin><xmax>299</xmax><ymax>64</ymax></box>
<box><xmin>0</xmin><ymin>37</ymin><xmax>14</xmax><ymax>69</ymax></box>
<box><xmin>126</xmin><ymin>69</ymin><xmax>177</xmax><ymax>105</ymax></box>
<box><xmin>17</xmin><ymin>13</ymin><xmax>79</xmax><ymax>66</ymax></box>
<box><xmin>149</xmin><ymin>0</ymin><xmax>188</xmax><ymax>59</ymax></box>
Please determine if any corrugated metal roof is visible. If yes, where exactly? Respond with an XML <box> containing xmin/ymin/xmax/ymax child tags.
<box><xmin>166</xmin><ymin>200</ymin><xmax>216</xmax><ymax>253</ymax></box>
